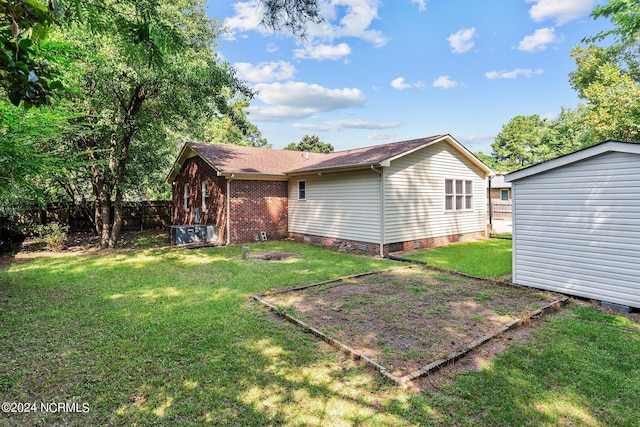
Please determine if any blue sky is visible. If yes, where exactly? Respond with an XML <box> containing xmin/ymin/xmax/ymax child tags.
<box><xmin>206</xmin><ymin>0</ymin><xmax>612</xmax><ymax>154</ymax></box>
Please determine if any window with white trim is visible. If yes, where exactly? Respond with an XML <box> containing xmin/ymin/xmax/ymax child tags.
<box><xmin>500</xmin><ymin>189</ymin><xmax>509</xmax><ymax>201</ymax></box>
<box><xmin>184</xmin><ymin>183</ymin><xmax>190</xmax><ymax>212</ymax></box>
<box><xmin>202</xmin><ymin>181</ymin><xmax>209</xmax><ymax>212</ymax></box>
<box><xmin>445</xmin><ymin>179</ymin><xmax>473</xmax><ymax>211</ymax></box>
<box><xmin>298</xmin><ymin>180</ymin><xmax>306</xmax><ymax>200</ymax></box>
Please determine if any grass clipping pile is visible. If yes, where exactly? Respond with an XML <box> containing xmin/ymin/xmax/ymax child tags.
<box><xmin>258</xmin><ymin>266</ymin><xmax>563</xmax><ymax>386</ymax></box>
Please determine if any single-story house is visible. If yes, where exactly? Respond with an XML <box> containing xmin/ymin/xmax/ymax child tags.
<box><xmin>167</xmin><ymin>134</ymin><xmax>492</xmax><ymax>256</ymax></box>
<box><xmin>488</xmin><ymin>174</ymin><xmax>511</xmax><ymax>202</ymax></box>
<box><xmin>505</xmin><ymin>140</ymin><xmax>640</xmax><ymax>309</ymax></box>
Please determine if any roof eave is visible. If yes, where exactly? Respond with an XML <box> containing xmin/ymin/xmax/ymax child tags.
<box><xmin>286</xmin><ymin>162</ymin><xmax>384</xmax><ymax>176</ymax></box>
<box><xmin>505</xmin><ymin>140</ymin><xmax>640</xmax><ymax>182</ymax></box>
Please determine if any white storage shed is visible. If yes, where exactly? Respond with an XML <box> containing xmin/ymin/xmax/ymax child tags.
<box><xmin>505</xmin><ymin>140</ymin><xmax>640</xmax><ymax>309</ymax></box>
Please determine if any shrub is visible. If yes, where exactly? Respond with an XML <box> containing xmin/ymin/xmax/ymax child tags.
<box><xmin>34</xmin><ymin>222</ymin><xmax>69</xmax><ymax>251</ymax></box>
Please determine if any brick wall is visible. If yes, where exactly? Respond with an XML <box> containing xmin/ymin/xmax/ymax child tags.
<box><xmin>289</xmin><ymin>231</ymin><xmax>486</xmax><ymax>256</ymax></box>
<box><xmin>171</xmin><ymin>156</ymin><xmax>227</xmax><ymax>241</ymax></box>
<box><xmin>229</xmin><ymin>180</ymin><xmax>288</xmax><ymax>243</ymax></box>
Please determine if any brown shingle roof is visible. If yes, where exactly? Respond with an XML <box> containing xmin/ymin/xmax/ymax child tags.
<box><xmin>186</xmin><ymin>135</ymin><xmax>449</xmax><ymax>176</ymax></box>
<box><xmin>287</xmin><ymin>135</ymin><xmax>446</xmax><ymax>173</ymax></box>
<box><xmin>187</xmin><ymin>142</ymin><xmax>326</xmax><ymax>175</ymax></box>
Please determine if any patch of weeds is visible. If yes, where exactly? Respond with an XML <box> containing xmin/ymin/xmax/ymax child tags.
<box><xmin>433</xmin><ymin>273</ymin><xmax>464</xmax><ymax>284</ymax></box>
<box><xmin>424</xmin><ymin>307</ymin><xmax>444</xmax><ymax>317</ymax></box>
<box><xmin>470</xmin><ymin>314</ymin><xmax>484</xmax><ymax>323</ymax></box>
<box><xmin>341</xmin><ymin>298</ymin><xmax>368</xmax><ymax>309</ymax></box>
<box><xmin>473</xmin><ymin>293</ymin><xmax>492</xmax><ymax>302</ymax></box>
<box><xmin>401</xmin><ymin>349</ymin><xmax>423</xmax><ymax>361</ymax></box>
<box><xmin>493</xmin><ymin>306</ymin><xmax>512</xmax><ymax>316</ymax></box>
<box><xmin>274</xmin><ymin>304</ymin><xmax>296</xmax><ymax>317</ymax></box>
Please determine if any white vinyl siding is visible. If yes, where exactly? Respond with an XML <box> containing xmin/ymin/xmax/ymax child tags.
<box><xmin>512</xmin><ymin>151</ymin><xmax>640</xmax><ymax>308</ymax></box>
<box><xmin>384</xmin><ymin>143</ymin><xmax>487</xmax><ymax>243</ymax></box>
<box><xmin>288</xmin><ymin>170</ymin><xmax>381</xmax><ymax>242</ymax></box>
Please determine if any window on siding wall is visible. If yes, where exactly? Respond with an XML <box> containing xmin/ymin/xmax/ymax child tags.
<box><xmin>184</xmin><ymin>183</ymin><xmax>190</xmax><ymax>212</ymax></box>
<box><xmin>445</xmin><ymin>179</ymin><xmax>473</xmax><ymax>211</ymax></box>
<box><xmin>500</xmin><ymin>189</ymin><xmax>509</xmax><ymax>201</ymax></box>
<box><xmin>298</xmin><ymin>180</ymin><xmax>306</xmax><ymax>200</ymax></box>
<box><xmin>202</xmin><ymin>181</ymin><xmax>209</xmax><ymax>212</ymax></box>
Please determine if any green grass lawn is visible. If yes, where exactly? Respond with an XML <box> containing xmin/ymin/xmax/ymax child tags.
<box><xmin>1</xmin><ymin>238</ymin><xmax>639</xmax><ymax>426</ymax></box>
<box><xmin>407</xmin><ymin>238</ymin><xmax>513</xmax><ymax>279</ymax></box>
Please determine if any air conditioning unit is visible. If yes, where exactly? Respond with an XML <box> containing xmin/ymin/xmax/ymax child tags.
<box><xmin>169</xmin><ymin>225</ymin><xmax>217</xmax><ymax>246</ymax></box>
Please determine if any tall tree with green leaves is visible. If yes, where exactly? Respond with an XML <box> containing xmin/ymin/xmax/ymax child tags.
<box><xmin>491</xmin><ymin>115</ymin><xmax>546</xmax><ymax>169</ymax></box>
<box><xmin>0</xmin><ymin>0</ymin><xmax>324</xmax><ymax>106</ymax></box>
<box><xmin>51</xmin><ymin>0</ymin><xmax>253</xmax><ymax>248</ymax></box>
<box><xmin>284</xmin><ymin>134</ymin><xmax>334</xmax><ymax>153</ymax></box>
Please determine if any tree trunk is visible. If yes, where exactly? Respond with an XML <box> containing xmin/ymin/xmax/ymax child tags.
<box><xmin>99</xmin><ymin>195</ymin><xmax>111</xmax><ymax>249</ymax></box>
<box><xmin>110</xmin><ymin>189</ymin><xmax>123</xmax><ymax>247</ymax></box>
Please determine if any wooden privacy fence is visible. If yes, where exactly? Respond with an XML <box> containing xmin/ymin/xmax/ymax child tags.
<box><xmin>488</xmin><ymin>201</ymin><xmax>512</xmax><ymax>220</ymax></box>
<box><xmin>18</xmin><ymin>201</ymin><xmax>172</xmax><ymax>232</ymax></box>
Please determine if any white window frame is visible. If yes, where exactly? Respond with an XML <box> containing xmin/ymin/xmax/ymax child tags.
<box><xmin>202</xmin><ymin>181</ymin><xmax>209</xmax><ymax>213</ymax></box>
<box><xmin>184</xmin><ymin>183</ymin><xmax>190</xmax><ymax>212</ymax></box>
<box><xmin>500</xmin><ymin>189</ymin><xmax>509</xmax><ymax>201</ymax></box>
<box><xmin>445</xmin><ymin>178</ymin><xmax>473</xmax><ymax>212</ymax></box>
<box><xmin>297</xmin><ymin>180</ymin><xmax>306</xmax><ymax>200</ymax></box>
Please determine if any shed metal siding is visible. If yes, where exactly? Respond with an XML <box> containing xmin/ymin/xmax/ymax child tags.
<box><xmin>384</xmin><ymin>142</ymin><xmax>487</xmax><ymax>243</ymax></box>
<box><xmin>512</xmin><ymin>151</ymin><xmax>640</xmax><ymax>308</ymax></box>
<box><xmin>288</xmin><ymin>169</ymin><xmax>381</xmax><ymax>242</ymax></box>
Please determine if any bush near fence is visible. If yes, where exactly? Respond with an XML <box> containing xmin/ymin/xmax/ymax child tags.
<box><xmin>17</xmin><ymin>201</ymin><xmax>172</xmax><ymax>233</ymax></box>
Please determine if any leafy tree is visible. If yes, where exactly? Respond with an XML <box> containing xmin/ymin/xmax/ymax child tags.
<box><xmin>589</xmin><ymin>0</ymin><xmax>640</xmax><ymax>44</ymax></box>
<box><xmin>0</xmin><ymin>98</ymin><xmax>85</xmax><ymax>209</ymax></box>
<box><xmin>48</xmin><ymin>0</ymin><xmax>252</xmax><ymax>248</ymax></box>
<box><xmin>0</xmin><ymin>0</ymin><xmax>62</xmax><ymax>106</ymax></box>
<box><xmin>1</xmin><ymin>0</ymin><xmax>324</xmax><ymax>106</ymax></box>
<box><xmin>491</xmin><ymin>115</ymin><xmax>546</xmax><ymax>169</ymax></box>
<box><xmin>204</xmin><ymin>96</ymin><xmax>270</xmax><ymax>148</ymax></box>
<box><xmin>284</xmin><ymin>134</ymin><xmax>334</xmax><ymax>153</ymax></box>
<box><xmin>473</xmin><ymin>151</ymin><xmax>508</xmax><ymax>172</ymax></box>
<box><xmin>539</xmin><ymin>106</ymin><xmax>597</xmax><ymax>157</ymax></box>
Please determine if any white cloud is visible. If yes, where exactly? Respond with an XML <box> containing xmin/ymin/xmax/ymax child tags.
<box><xmin>518</xmin><ymin>27</ymin><xmax>557</xmax><ymax>52</ymax></box>
<box><xmin>223</xmin><ymin>1</ymin><xmax>263</xmax><ymax>39</ymax></box>
<box><xmin>225</xmin><ymin>0</ymin><xmax>388</xmax><ymax>47</ymax></box>
<box><xmin>411</xmin><ymin>0</ymin><xmax>427</xmax><ymax>12</ymax></box>
<box><xmin>432</xmin><ymin>75</ymin><xmax>458</xmax><ymax>89</ymax></box>
<box><xmin>485</xmin><ymin>68</ymin><xmax>544</xmax><ymax>79</ymax></box>
<box><xmin>325</xmin><ymin>119</ymin><xmax>401</xmax><ymax>130</ymax></box>
<box><xmin>293</xmin><ymin>119</ymin><xmax>401</xmax><ymax>132</ymax></box>
<box><xmin>234</xmin><ymin>61</ymin><xmax>295</xmax><ymax>83</ymax></box>
<box><xmin>391</xmin><ymin>77</ymin><xmax>424</xmax><ymax>90</ymax></box>
<box><xmin>527</xmin><ymin>0</ymin><xmax>595</xmax><ymax>25</ymax></box>
<box><xmin>294</xmin><ymin>43</ymin><xmax>352</xmax><ymax>60</ymax></box>
<box><xmin>249</xmin><ymin>81</ymin><xmax>366</xmax><ymax>121</ymax></box>
<box><xmin>368</xmin><ymin>132</ymin><xmax>399</xmax><ymax>140</ymax></box>
<box><xmin>448</xmin><ymin>28</ymin><xmax>476</xmax><ymax>54</ymax></box>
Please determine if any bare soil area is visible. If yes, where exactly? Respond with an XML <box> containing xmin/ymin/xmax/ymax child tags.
<box><xmin>263</xmin><ymin>266</ymin><xmax>560</xmax><ymax>378</ymax></box>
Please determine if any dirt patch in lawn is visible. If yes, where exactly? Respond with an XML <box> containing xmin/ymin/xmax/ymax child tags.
<box><xmin>247</xmin><ymin>250</ymin><xmax>299</xmax><ymax>261</ymax></box>
<box><xmin>262</xmin><ymin>266</ymin><xmax>560</xmax><ymax>379</ymax></box>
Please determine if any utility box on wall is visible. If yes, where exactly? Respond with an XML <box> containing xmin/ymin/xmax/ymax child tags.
<box><xmin>169</xmin><ymin>225</ymin><xmax>217</xmax><ymax>246</ymax></box>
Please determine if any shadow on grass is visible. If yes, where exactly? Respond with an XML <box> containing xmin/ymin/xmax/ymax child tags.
<box><xmin>1</xmin><ymin>242</ymin><xmax>639</xmax><ymax>425</ymax></box>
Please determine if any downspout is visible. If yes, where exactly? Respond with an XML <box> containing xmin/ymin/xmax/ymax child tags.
<box><xmin>371</xmin><ymin>165</ymin><xmax>385</xmax><ymax>257</ymax></box>
<box><xmin>488</xmin><ymin>174</ymin><xmax>494</xmax><ymax>231</ymax></box>
<box><xmin>226</xmin><ymin>174</ymin><xmax>234</xmax><ymax>245</ymax></box>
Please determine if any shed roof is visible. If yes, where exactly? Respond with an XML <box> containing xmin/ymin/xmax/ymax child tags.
<box><xmin>167</xmin><ymin>134</ymin><xmax>492</xmax><ymax>183</ymax></box>
<box><xmin>505</xmin><ymin>140</ymin><xmax>640</xmax><ymax>183</ymax></box>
